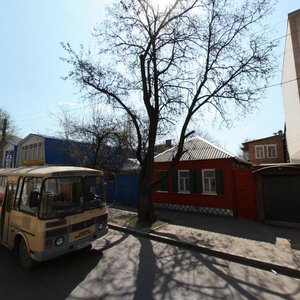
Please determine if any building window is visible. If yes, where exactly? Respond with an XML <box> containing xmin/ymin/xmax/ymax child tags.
<box><xmin>267</xmin><ymin>145</ymin><xmax>277</xmax><ymax>158</ymax></box>
<box><xmin>202</xmin><ymin>169</ymin><xmax>216</xmax><ymax>194</ymax></box>
<box><xmin>21</xmin><ymin>142</ymin><xmax>44</xmax><ymax>163</ymax></box>
<box><xmin>255</xmin><ymin>145</ymin><xmax>265</xmax><ymax>158</ymax></box>
<box><xmin>156</xmin><ymin>171</ymin><xmax>168</xmax><ymax>192</ymax></box>
<box><xmin>178</xmin><ymin>170</ymin><xmax>190</xmax><ymax>192</ymax></box>
<box><xmin>38</xmin><ymin>142</ymin><xmax>44</xmax><ymax>158</ymax></box>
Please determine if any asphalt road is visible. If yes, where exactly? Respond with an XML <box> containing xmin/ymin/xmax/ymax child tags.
<box><xmin>0</xmin><ymin>243</ymin><xmax>101</xmax><ymax>299</ymax></box>
<box><xmin>1</xmin><ymin>230</ymin><xmax>300</xmax><ymax>299</ymax></box>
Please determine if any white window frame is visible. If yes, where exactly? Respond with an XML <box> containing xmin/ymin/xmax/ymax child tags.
<box><xmin>255</xmin><ymin>145</ymin><xmax>265</xmax><ymax>159</ymax></box>
<box><xmin>178</xmin><ymin>170</ymin><xmax>190</xmax><ymax>193</ymax></box>
<box><xmin>202</xmin><ymin>169</ymin><xmax>217</xmax><ymax>195</ymax></box>
<box><xmin>267</xmin><ymin>144</ymin><xmax>277</xmax><ymax>158</ymax></box>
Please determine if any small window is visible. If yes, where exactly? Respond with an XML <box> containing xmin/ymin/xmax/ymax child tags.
<box><xmin>255</xmin><ymin>145</ymin><xmax>265</xmax><ymax>159</ymax></box>
<box><xmin>202</xmin><ymin>169</ymin><xmax>216</xmax><ymax>194</ymax></box>
<box><xmin>267</xmin><ymin>145</ymin><xmax>277</xmax><ymax>158</ymax></box>
<box><xmin>178</xmin><ymin>170</ymin><xmax>190</xmax><ymax>193</ymax></box>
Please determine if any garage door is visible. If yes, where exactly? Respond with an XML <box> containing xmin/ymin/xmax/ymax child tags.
<box><xmin>263</xmin><ymin>175</ymin><xmax>300</xmax><ymax>223</ymax></box>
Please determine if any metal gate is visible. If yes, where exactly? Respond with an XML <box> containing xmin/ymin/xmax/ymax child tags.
<box><xmin>263</xmin><ymin>174</ymin><xmax>300</xmax><ymax>223</ymax></box>
<box><xmin>255</xmin><ymin>165</ymin><xmax>300</xmax><ymax>225</ymax></box>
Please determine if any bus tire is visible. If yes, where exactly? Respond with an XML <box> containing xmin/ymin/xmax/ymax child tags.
<box><xmin>19</xmin><ymin>239</ymin><xmax>36</xmax><ymax>269</ymax></box>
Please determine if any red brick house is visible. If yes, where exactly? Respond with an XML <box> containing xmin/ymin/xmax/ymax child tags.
<box><xmin>153</xmin><ymin>136</ymin><xmax>257</xmax><ymax>220</ymax></box>
<box><xmin>241</xmin><ymin>130</ymin><xmax>287</xmax><ymax>165</ymax></box>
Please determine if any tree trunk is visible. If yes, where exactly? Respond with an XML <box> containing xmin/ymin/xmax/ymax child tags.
<box><xmin>137</xmin><ymin>159</ymin><xmax>157</xmax><ymax>225</ymax></box>
<box><xmin>138</xmin><ymin>189</ymin><xmax>156</xmax><ymax>225</ymax></box>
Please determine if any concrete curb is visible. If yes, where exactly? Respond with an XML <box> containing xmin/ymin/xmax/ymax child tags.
<box><xmin>108</xmin><ymin>223</ymin><xmax>300</xmax><ymax>279</ymax></box>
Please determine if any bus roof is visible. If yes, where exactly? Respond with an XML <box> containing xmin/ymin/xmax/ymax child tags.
<box><xmin>0</xmin><ymin>166</ymin><xmax>103</xmax><ymax>177</ymax></box>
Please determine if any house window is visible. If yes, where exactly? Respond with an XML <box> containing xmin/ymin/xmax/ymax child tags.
<box><xmin>21</xmin><ymin>145</ymin><xmax>28</xmax><ymax>160</ymax></box>
<box><xmin>202</xmin><ymin>169</ymin><xmax>216</xmax><ymax>194</ymax></box>
<box><xmin>267</xmin><ymin>145</ymin><xmax>277</xmax><ymax>158</ymax></box>
<box><xmin>178</xmin><ymin>170</ymin><xmax>190</xmax><ymax>192</ymax></box>
<box><xmin>21</xmin><ymin>142</ymin><xmax>44</xmax><ymax>162</ymax></box>
<box><xmin>255</xmin><ymin>145</ymin><xmax>264</xmax><ymax>158</ymax></box>
<box><xmin>156</xmin><ymin>171</ymin><xmax>168</xmax><ymax>192</ymax></box>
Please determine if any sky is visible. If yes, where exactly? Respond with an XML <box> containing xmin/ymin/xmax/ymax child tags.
<box><xmin>1</xmin><ymin>0</ymin><xmax>299</xmax><ymax>155</ymax></box>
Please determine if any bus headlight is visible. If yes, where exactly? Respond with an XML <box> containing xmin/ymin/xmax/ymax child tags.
<box><xmin>55</xmin><ymin>236</ymin><xmax>64</xmax><ymax>246</ymax></box>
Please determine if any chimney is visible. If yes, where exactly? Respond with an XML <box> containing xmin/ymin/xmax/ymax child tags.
<box><xmin>165</xmin><ymin>139</ymin><xmax>172</xmax><ymax>148</ymax></box>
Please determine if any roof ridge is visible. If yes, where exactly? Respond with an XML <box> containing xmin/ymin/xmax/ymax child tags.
<box><xmin>155</xmin><ymin>135</ymin><xmax>249</xmax><ymax>164</ymax></box>
<box><xmin>190</xmin><ymin>135</ymin><xmax>237</xmax><ymax>158</ymax></box>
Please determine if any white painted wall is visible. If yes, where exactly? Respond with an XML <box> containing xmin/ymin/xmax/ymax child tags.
<box><xmin>281</xmin><ymin>10</ymin><xmax>300</xmax><ymax>163</ymax></box>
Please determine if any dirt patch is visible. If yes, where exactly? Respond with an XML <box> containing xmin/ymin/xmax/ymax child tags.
<box><xmin>109</xmin><ymin>208</ymin><xmax>167</xmax><ymax>232</ymax></box>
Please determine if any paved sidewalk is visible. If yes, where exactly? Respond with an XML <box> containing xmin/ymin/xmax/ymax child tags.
<box><xmin>108</xmin><ymin>205</ymin><xmax>300</xmax><ymax>277</ymax></box>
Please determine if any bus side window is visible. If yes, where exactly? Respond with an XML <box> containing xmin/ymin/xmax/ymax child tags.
<box><xmin>19</xmin><ymin>177</ymin><xmax>42</xmax><ymax>214</ymax></box>
<box><xmin>6</xmin><ymin>183</ymin><xmax>17</xmax><ymax>212</ymax></box>
<box><xmin>0</xmin><ymin>176</ymin><xmax>8</xmax><ymax>206</ymax></box>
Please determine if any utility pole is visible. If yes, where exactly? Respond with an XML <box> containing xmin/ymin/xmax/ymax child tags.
<box><xmin>0</xmin><ymin>118</ymin><xmax>7</xmax><ymax>168</ymax></box>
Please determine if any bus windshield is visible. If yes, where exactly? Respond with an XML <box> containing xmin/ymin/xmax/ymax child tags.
<box><xmin>39</xmin><ymin>176</ymin><xmax>105</xmax><ymax>219</ymax></box>
<box><xmin>39</xmin><ymin>177</ymin><xmax>83</xmax><ymax>219</ymax></box>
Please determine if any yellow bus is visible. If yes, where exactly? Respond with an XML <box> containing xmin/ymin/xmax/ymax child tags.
<box><xmin>0</xmin><ymin>166</ymin><xmax>108</xmax><ymax>269</ymax></box>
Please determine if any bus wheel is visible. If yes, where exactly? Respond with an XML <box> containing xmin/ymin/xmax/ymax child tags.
<box><xmin>19</xmin><ymin>239</ymin><xmax>36</xmax><ymax>269</ymax></box>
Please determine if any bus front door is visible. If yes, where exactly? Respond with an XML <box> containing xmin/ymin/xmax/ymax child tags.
<box><xmin>0</xmin><ymin>183</ymin><xmax>16</xmax><ymax>246</ymax></box>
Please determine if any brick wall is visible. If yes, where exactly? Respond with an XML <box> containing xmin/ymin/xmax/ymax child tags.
<box><xmin>247</xmin><ymin>134</ymin><xmax>285</xmax><ymax>165</ymax></box>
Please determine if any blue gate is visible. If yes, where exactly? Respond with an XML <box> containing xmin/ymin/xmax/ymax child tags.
<box><xmin>111</xmin><ymin>173</ymin><xmax>140</xmax><ymax>206</ymax></box>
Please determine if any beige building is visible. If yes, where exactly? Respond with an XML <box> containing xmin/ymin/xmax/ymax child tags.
<box><xmin>282</xmin><ymin>9</ymin><xmax>300</xmax><ymax>163</ymax></box>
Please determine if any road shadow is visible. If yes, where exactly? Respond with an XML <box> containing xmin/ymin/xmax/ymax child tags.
<box><xmin>57</xmin><ymin>229</ymin><xmax>300</xmax><ymax>299</ymax></box>
<box><xmin>133</xmin><ymin>236</ymin><xmax>157</xmax><ymax>300</ymax></box>
<box><xmin>189</xmin><ymin>250</ymin><xmax>300</xmax><ymax>299</ymax></box>
<box><xmin>131</xmin><ymin>234</ymin><xmax>300</xmax><ymax>299</ymax></box>
<box><xmin>67</xmin><ymin>231</ymin><xmax>132</xmax><ymax>300</ymax></box>
<box><xmin>0</xmin><ymin>244</ymin><xmax>102</xmax><ymax>300</ymax></box>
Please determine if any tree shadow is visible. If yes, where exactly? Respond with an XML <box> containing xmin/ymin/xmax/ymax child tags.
<box><xmin>67</xmin><ymin>231</ymin><xmax>132</xmax><ymax>299</ymax></box>
<box><xmin>144</xmin><ymin>239</ymin><xmax>300</xmax><ymax>299</ymax></box>
<box><xmin>110</xmin><ymin>205</ymin><xmax>300</xmax><ymax>270</ymax></box>
<box><xmin>189</xmin><ymin>251</ymin><xmax>300</xmax><ymax>300</ymax></box>
<box><xmin>133</xmin><ymin>237</ymin><xmax>157</xmax><ymax>300</ymax></box>
<box><xmin>137</xmin><ymin>236</ymin><xmax>300</xmax><ymax>299</ymax></box>
<box><xmin>59</xmin><ymin>229</ymin><xmax>300</xmax><ymax>299</ymax></box>
<box><xmin>156</xmin><ymin>208</ymin><xmax>300</xmax><ymax>248</ymax></box>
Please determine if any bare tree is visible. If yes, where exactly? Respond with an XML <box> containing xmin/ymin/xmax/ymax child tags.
<box><xmin>0</xmin><ymin>108</ymin><xmax>17</xmax><ymax>139</ymax></box>
<box><xmin>58</xmin><ymin>107</ymin><xmax>132</xmax><ymax>172</ymax></box>
<box><xmin>0</xmin><ymin>108</ymin><xmax>18</xmax><ymax>167</ymax></box>
<box><xmin>62</xmin><ymin>0</ymin><xmax>277</xmax><ymax>224</ymax></box>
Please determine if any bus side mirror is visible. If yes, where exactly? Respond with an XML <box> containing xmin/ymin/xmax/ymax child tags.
<box><xmin>29</xmin><ymin>190</ymin><xmax>39</xmax><ymax>208</ymax></box>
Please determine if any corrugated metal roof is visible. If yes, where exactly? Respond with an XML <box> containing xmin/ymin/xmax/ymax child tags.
<box><xmin>0</xmin><ymin>166</ymin><xmax>103</xmax><ymax>176</ymax></box>
<box><xmin>155</xmin><ymin>136</ymin><xmax>239</xmax><ymax>162</ymax></box>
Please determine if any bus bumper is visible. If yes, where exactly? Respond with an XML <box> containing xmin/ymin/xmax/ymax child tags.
<box><xmin>32</xmin><ymin>226</ymin><xmax>108</xmax><ymax>262</ymax></box>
